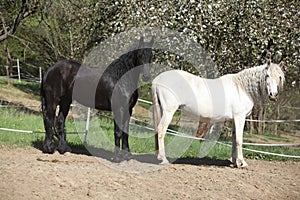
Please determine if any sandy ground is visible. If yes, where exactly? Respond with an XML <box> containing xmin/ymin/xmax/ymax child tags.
<box><xmin>0</xmin><ymin>146</ymin><xmax>299</xmax><ymax>200</ymax></box>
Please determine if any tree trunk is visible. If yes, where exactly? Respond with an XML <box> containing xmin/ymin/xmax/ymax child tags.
<box><xmin>4</xmin><ymin>42</ymin><xmax>13</xmax><ymax>86</ymax></box>
<box><xmin>273</xmin><ymin>104</ymin><xmax>280</xmax><ymax>135</ymax></box>
<box><xmin>257</xmin><ymin>105</ymin><xmax>265</xmax><ymax>135</ymax></box>
<box><xmin>69</xmin><ymin>30</ymin><xmax>74</xmax><ymax>59</ymax></box>
<box><xmin>251</xmin><ymin>106</ymin><xmax>259</xmax><ymax>134</ymax></box>
<box><xmin>249</xmin><ymin>115</ymin><xmax>254</xmax><ymax>135</ymax></box>
<box><xmin>196</xmin><ymin>121</ymin><xmax>210</xmax><ymax>138</ymax></box>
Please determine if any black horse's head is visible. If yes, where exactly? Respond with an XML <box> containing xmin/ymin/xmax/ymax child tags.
<box><xmin>136</xmin><ymin>36</ymin><xmax>154</xmax><ymax>81</ymax></box>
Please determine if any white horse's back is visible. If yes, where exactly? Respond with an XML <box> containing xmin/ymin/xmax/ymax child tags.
<box><xmin>152</xmin><ymin>70</ymin><xmax>242</xmax><ymax>121</ymax></box>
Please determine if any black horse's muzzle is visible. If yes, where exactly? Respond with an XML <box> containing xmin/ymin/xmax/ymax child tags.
<box><xmin>142</xmin><ymin>63</ymin><xmax>151</xmax><ymax>81</ymax></box>
<box><xmin>142</xmin><ymin>73</ymin><xmax>151</xmax><ymax>81</ymax></box>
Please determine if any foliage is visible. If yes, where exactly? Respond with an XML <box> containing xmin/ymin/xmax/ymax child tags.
<box><xmin>0</xmin><ymin>1</ymin><xmax>298</xmax><ymax>84</ymax></box>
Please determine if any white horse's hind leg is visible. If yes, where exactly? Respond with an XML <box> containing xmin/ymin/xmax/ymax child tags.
<box><xmin>233</xmin><ymin>116</ymin><xmax>248</xmax><ymax>168</ymax></box>
<box><xmin>157</xmin><ymin>110</ymin><xmax>176</xmax><ymax>165</ymax></box>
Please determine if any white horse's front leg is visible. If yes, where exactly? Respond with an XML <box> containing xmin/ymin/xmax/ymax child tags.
<box><xmin>233</xmin><ymin>116</ymin><xmax>248</xmax><ymax>168</ymax></box>
<box><xmin>230</xmin><ymin>122</ymin><xmax>237</xmax><ymax>165</ymax></box>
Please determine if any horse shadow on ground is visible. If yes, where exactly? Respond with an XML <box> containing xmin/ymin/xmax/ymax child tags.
<box><xmin>32</xmin><ymin>139</ymin><xmax>231</xmax><ymax>167</ymax></box>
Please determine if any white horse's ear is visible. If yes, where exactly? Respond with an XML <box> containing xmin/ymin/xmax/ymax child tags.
<box><xmin>266</xmin><ymin>59</ymin><xmax>271</xmax><ymax>68</ymax></box>
<box><xmin>279</xmin><ymin>61</ymin><xmax>285</xmax><ymax>69</ymax></box>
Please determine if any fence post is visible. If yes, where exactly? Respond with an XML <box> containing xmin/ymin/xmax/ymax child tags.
<box><xmin>84</xmin><ymin>107</ymin><xmax>91</xmax><ymax>144</ymax></box>
<box><xmin>17</xmin><ymin>58</ymin><xmax>21</xmax><ymax>82</ymax></box>
<box><xmin>39</xmin><ymin>67</ymin><xmax>42</xmax><ymax>83</ymax></box>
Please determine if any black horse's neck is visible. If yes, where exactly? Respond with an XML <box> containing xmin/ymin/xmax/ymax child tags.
<box><xmin>104</xmin><ymin>48</ymin><xmax>141</xmax><ymax>81</ymax></box>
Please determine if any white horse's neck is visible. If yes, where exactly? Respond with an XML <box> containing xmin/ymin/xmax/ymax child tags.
<box><xmin>233</xmin><ymin>65</ymin><xmax>267</xmax><ymax>104</ymax></box>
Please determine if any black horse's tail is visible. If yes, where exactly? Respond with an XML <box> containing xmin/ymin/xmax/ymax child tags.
<box><xmin>40</xmin><ymin>74</ymin><xmax>47</xmax><ymax>121</ymax></box>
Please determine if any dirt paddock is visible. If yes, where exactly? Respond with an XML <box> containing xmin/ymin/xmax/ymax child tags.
<box><xmin>0</xmin><ymin>146</ymin><xmax>299</xmax><ymax>199</ymax></box>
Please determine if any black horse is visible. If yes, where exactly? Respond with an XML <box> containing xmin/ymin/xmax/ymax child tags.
<box><xmin>41</xmin><ymin>37</ymin><xmax>154</xmax><ymax>162</ymax></box>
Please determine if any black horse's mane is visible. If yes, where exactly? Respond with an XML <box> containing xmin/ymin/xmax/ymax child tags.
<box><xmin>104</xmin><ymin>48</ymin><xmax>139</xmax><ymax>80</ymax></box>
<box><xmin>104</xmin><ymin>50</ymin><xmax>138</xmax><ymax>79</ymax></box>
<box><xmin>78</xmin><ymin>47</ymin><xmax>140</xmax><ymax>82</ymax></box>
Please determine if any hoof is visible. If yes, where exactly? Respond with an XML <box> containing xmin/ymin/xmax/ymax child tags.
<box><xmin>112</xmin><ymin>154</ymin><xmax>123</xmax><ymax>163</ymax></box>
<box><xmin>232</xmin><ymin>159</ymin><xmax>248</xmax><ymax>168</ymax></box>
<box><xmin>122</xmin><ymin>150</ymin><xmax>133</xmax><ymax>161</ymax></box>
<box><xmin>159</xmin><ymin>160</ymin><xmax>169</xmax><ymax>165</ymax></box>
<box><xmin>112</xmin><ymin>148</ymin><xmax>123</xmax><ymax>163</ymax></box>
<box><xmin>57</xmin><ymin>145</ymin><xmax>72</xmax><ymax>154</ymax></box>
<box><xmin>241</xmin><ymin>161</ymin><xmax>248</xmax><ymax>168</ymax></box>
<box><xmin>157</xmin><ymin>154</ymin><xmax>163</xmax><ymax>161</ymax></box>
<box><xmin>42</xmin><ymin>142</ymin><xmax>56</xmax><ymax>154</ymax></box>
<box><xmin>157</xmin><ymin>154</ymin><xmax>169</xmax><ymax>164</ymax></box>
<box><xmin>112</xmin><ymin>148</ymin><xmax>133</xmax><ymax>162</ymax></box>
<box><xmin>63</xmin><ymin>152</ymin><xmax>72</xmax><ymax>156</ymax></box>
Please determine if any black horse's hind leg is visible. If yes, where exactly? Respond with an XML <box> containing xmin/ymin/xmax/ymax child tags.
<box><xmin>42</xmin><ymin>103</ymin><xmax>57</xmax><ymax>154</ymax></box>
<box><xmin>56</xmin><ymin>100</ymin><xmax>72</xmax><ymax>154</ymax></box>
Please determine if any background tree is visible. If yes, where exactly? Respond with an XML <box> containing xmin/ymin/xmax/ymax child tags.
<box><xmin>0</xmin><ymin>0</ymin><xmax>39</xmax><ymax>84</ymax></box>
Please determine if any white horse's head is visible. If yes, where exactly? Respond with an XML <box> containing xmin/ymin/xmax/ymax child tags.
<box><xmin>264</xmin><ymin>60</ymin><xmax>285</xmax><ymax>101</ymax></box>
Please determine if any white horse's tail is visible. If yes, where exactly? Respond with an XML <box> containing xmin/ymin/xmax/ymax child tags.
<box><xmin>152</xmin><ymin>85</ymin><xmax>161</xmax><ymax>153</ymax></box>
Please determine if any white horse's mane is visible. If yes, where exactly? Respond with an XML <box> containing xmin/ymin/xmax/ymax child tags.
<box><xmin>232</xmin><ymin>63</ymin><xmax>285</xmax><ymax>103</ymax></box>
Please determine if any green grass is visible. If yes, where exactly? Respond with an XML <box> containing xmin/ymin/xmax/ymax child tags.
<box><xmin>0</xmin><ymin>107</ymin><xmax>299</xmax><ymax>162</ymax></box>
<box><xmin>13</xmin><ymin>80</ymin><xmax>41</xmax><ymax>98</ymax></box>
<box><xmin>0</xmin><ymin>107</ymin><xmax>42</xmax><ymax>147</ymax></box>
<box><xmin>0</xmin><ymin>107</ymin><xmax>80</xmax><ymax>147</ymax></box>
<box><xmin>243</xmin><ymin>145</ymin><xmax>300</xmax><ymax>161</ymax></box>
<box><xmin>259</xmin><ymin>131</ymin><xmax>292</xmax><ymax>143</ymax></box>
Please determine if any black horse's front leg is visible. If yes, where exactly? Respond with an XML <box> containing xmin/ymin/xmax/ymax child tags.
<box><xmin>112</xmin><ymin>107</ymin><xmax>133</xmax><ymax>162</ymax></box>
<box><xmin>119</xmin><ymin>94</ymin><xmax>137</xmax><ymax>161</ymax></box>
<box><xmin>120</xmin><ymin>118</ymin><xmax>132</xmax><ymax>161</ymax></box>
<box><xmin>113</xmin><ymin>120</ymin><xmax>123</xmax><ymax>162</ymax></box>
<box><xmin>111</xmin><ymin>91</ymin><xmax>136</xmax><ymax>162</ymax></box>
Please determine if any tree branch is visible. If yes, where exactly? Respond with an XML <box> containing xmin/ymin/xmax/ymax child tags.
<box><xmin>0</xmin><ymin>0</ymin><xmax>39</xmax><ymax>42</ymax></box>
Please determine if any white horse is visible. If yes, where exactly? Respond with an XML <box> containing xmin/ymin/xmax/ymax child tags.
<box><xmin>152</xmin><ymin>60</ymin><xmax>285</xmax><ymax>167</ymax></box>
